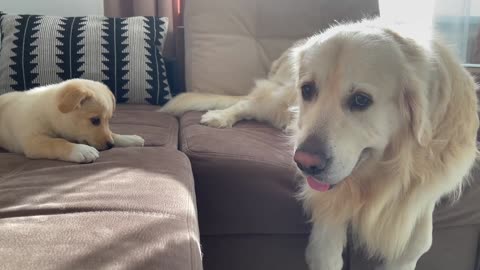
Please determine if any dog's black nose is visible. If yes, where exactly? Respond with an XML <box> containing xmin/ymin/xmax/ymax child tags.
<box><xmin>294</xmin><ymin>135</ymin><xmax>331</xmax><ymax>175</ymax></box>
<box><xmin>106</xmin><ymin>142</ymin><xmax>114</xmax><ymax>150</ymax></box>
<box><xmin>294</xmin><ymin>150</ymin><xmax>330</xmax><ymax>174</ymax></box>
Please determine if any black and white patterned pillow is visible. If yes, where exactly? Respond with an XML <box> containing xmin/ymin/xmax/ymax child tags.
<box><xmin>0</xmin><ymin>12</ymin><xmax>172</xmax><ymax>105</ymax></box>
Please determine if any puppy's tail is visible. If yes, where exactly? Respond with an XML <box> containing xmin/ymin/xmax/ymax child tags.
<box><xmin>159</xmin><ymin>92</ymin><xmax>244</xmax><ymax>116</ymax></box>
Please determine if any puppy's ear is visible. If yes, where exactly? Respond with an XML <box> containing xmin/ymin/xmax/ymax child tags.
<box><xmin>57</xmin><ymin>82</ymin><xmax>94</xmax><ymax>113</ymax></box>
<box><xmin>401</xmin><ymin>75</ymin><xmax>431</xmax><ymax>147</ymax></box>
<box><xmin>108</xmin><ymin>89</ymin><xmax>116</xmax><ymax>112</ymax></box>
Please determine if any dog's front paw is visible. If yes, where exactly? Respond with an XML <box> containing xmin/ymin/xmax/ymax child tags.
<box><xmin>113</xmin><ymin>134</ymin><xmax>145</xmax><ymax>147</ymax></box>
<box><xmin>306</xmin><ymin>243</ymin><xmax>343</xmax><ymax>270</ymax></box>
<box><xmin>68</xmin><ymin>144</ymin><xmax>99</xmax><ymax>163</ymax></box>
<box><xmin>200</xmin><ymin>110</ymin><xmax>235</xmax><ymax>128</ymax></box>
<box><xmin>123</xmin><ymin>135</ymin><xmax>145</xmax><ymax>147</ymax></box>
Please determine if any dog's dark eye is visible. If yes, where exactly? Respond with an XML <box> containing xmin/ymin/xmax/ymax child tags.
<box><xmin>301</xmin><ymin>82</ymin><xmax>317</xmax><ymax>101</ymax></box>
<box><xmin>349</xmin><ymin>92</ymin><xmax>373</xmax><ymax>111</ymax></box>
<box><xmin>90</xmin><ymin>117</ymin><xmax>101</xmax><ymax>126</ymax></box>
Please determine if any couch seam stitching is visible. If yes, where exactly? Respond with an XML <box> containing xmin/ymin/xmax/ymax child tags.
<box><xmin>0</xmin><ymin>209</ymin><xmax>184</xmax><ymax>220</ymax></box>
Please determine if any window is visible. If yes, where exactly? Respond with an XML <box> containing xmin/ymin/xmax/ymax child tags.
<box><xmin>380</xmin><ymin>0</ymin><xmax>480</xmax><ymax>67</ymax></box>
<box><xmin>434</xmin><ymin>0</ymin><xmax>479</xmax><ymax>67</ymax></box>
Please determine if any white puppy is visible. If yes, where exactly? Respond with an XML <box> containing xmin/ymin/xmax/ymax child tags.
<box><xmin>0</xmin><ymin>79</ymin><xmax>144</xmax><ymax>163</ymax></box>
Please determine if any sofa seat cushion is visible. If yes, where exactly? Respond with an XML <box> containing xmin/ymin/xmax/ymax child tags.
<box><xmin>0</xmin><ymin>213</ymin><xmax>198</xmax><ymax>270</ymax></box>
<box><xmin>180</xmin><ymin>111</ymin><xmax>309</xmax><ymax>235</ymax></box>
<box><xmin>0</xmin><ymin>147</ymin><xmax>201</xmax><ymax>270</ymax></box>
<box><xmin>111</xmin><ymin>104</ymin><xmax>178</xmax><ymax>148</ymax></box>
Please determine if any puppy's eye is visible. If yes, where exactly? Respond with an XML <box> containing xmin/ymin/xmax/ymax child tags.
<box><xmin>301</xmin><ymin>82</ymin><xmax>317</xmax><ymax>101</ymax></box>
<box><xmin>90</xmin><ymin>117</ymin><xmax>101</xmax><ymax>126</ymax></box>
<box><xmin>349</xmin><ymin>92</ymin><xmax>373</xmax><ymax>111</ymax></box>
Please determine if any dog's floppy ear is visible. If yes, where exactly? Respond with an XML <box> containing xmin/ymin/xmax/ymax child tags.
<box><xmin>57</xmin><ymin>81</ymin><xmax>94</xmax><ymax>113</ymax></box>
<box><xmin>401</xmin><ymin>74</ymin><xmax>431</xmax><ymax>147</ymax></box>
<box><xmin>289</xmin><ymin>37</ymin><xmax>313</xmax><ymax>84</ymax></box>
<box><xmin>385</xmin><ymin>28</ymin><xmax>432</xmax><ymax>146</ymax></box>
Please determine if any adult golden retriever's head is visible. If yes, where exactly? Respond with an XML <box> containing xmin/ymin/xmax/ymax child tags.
<box><xmin>55</xmin><ymin>79</ymin><xmax>116</xmax><ymax>151</ymax></box>
<box><xmin>291</xmin><ymin>21</ymin><xmax>432</xmax><ymax>192</ymax></box>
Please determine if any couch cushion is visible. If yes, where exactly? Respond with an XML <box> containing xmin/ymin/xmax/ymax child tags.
<box><xmin>0</xmin><ymin>213</ymin><xmax>199</xmax><ymax>270</ymax></box>
<box><xmin>0</xmin><ymin>13</ymin><xmax>172</xmax><ymax>105</ymax></box>
<box><xmin>184</xmin><ymin>0</ymin><xmax>379</xmax><ymax>95</ymax></box>
<box><xmin>111</xmin><ymin>104</ymin><xmax>178</xmax><ymax>148</ymax></box>
<box><xmin>180</xmin><ymin>111</ymin><xmax>309</xmax><ymax>235</ymax></box>
<box><xmin>0</xmin><ymin>147</ymin><xmax>201</xmax><ymax>270</ymax></box>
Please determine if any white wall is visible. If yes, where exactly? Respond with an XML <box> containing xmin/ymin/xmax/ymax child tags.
<box><xmin>0</xmin><ymin>0</ymin><xmax>104</xmax><ymax>16</ymax></box>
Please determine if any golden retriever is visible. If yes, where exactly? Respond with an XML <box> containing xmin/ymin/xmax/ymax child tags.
<box><xmin>0</xmin><ymin>79</ymin><xmax>145</xmax><ymax>163</ymax></box>
<box><xmin>161</xmin><ymin>18</ymin><xmax>479</xmax><ymax>270</ymax></box>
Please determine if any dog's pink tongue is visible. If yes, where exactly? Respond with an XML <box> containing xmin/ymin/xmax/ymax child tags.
<box><xmin>307</xmin><ymin>176</ymin><xmax>330</xmax><ymax>192</ymax></box>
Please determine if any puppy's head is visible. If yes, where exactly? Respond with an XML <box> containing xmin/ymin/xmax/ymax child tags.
<box><xmin>290</xmin><ymin>21</ymin><xmax>431</xmax><ymax>191</ymax></box>
<box><xmin>56</xmin><ymin>79</ymin><xmax>116</xmax><ymax>151</ymax></box>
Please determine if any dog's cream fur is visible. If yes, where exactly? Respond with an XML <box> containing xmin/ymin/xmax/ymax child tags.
<box><xmin>0</xmin><ymin>79</ymin><xmax>145</xmax><ymax>163</ymax></box>
<box><xmin>161</xmin><ymin>19</ymin><xmax>479</xmax><ymax>270</ymax></box>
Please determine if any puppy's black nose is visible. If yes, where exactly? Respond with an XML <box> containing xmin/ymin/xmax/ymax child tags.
<box><xmin>106</xmin><ymin>142</ymin><xmax>114</xmax><ymax>150</ymax></box>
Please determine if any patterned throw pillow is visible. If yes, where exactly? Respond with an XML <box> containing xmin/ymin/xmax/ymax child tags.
<box><xmin>0</xmin><ymin>12</ymin><xmax>172</xmax><ymax>105</ymax></box>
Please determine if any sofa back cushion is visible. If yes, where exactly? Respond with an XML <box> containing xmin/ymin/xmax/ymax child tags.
<box><xmin>0</xmin><ymin>12</ymin><xmax>173</xmax><ymax>105</ymax></box>
<box><xmin>184</xmin><ymin>0</ymin><xmax>379</xmax><ymax>95</ymax></box>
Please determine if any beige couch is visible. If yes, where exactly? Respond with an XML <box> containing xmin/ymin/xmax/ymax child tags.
<box><xmin>0</xmin><ymin>105</ymin><xmax>202</xmax><ymax>270</ymax></box>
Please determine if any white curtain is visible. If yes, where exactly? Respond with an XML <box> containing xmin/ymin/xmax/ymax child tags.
<box><xmin>103</xmin><ymin>0</ymin><xmax>176</xmax><ymax>58</ymax></box>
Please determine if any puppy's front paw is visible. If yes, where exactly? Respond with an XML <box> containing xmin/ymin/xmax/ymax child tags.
<box><xmin>123</xmin><ymin>135</ymin><xmax>145</xmax><ymax>147</ymax></box>
<box><xmin>68</xmin><ymin>144</ymin><xmax>99</xmax><ymax>163</ymax></box>
<box><xmin>114</xmin><ymin>134</ymin><xmax>145</xmax><ymax>147</ymax></box>
<box><xmin>200</xmin><ymin>110</ymin><xmax>235</xmax><ymax>128</ymax></box>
